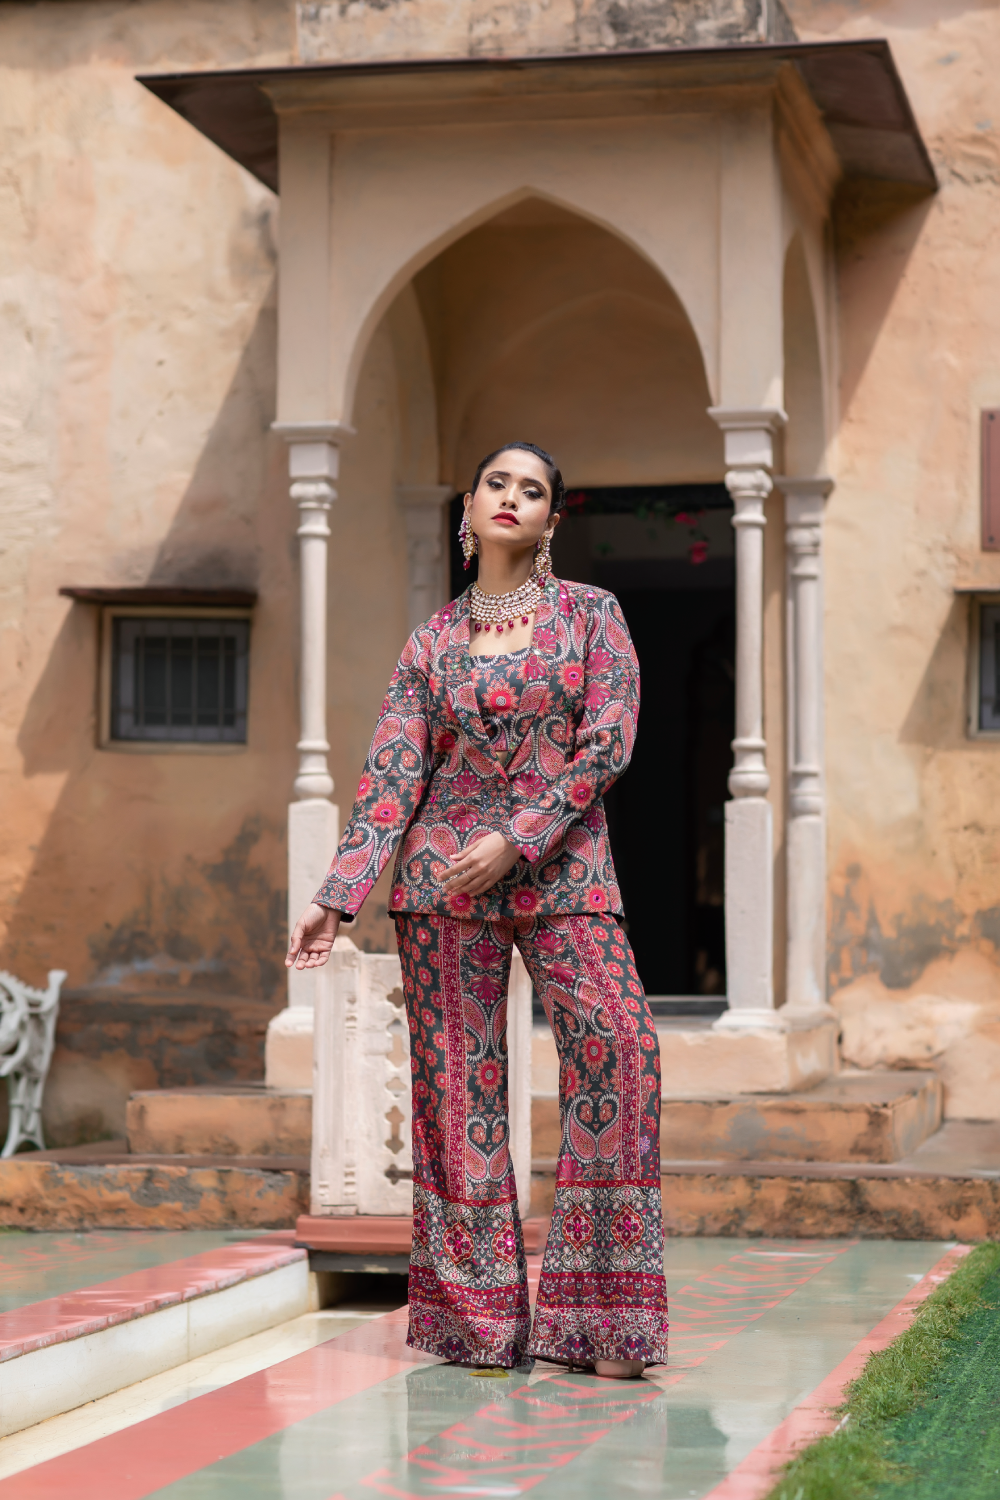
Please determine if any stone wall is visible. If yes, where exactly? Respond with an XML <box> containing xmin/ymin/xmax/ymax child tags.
<box><xmin>297</xmin><ymin>0</ymin><xmax>796</xmax><ymax>62</ymax></box>
<box><xmin>788</xmin><ymin>0</ymin><xmax>1000</xmax><ymax>1116</ymax></box>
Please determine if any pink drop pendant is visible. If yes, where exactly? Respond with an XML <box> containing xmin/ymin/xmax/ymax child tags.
<box><xmin>496</xmin><ymin>623</ymin><xmax>503</xmax><ymax>634</ymax></box>
<box><xmin>521</xmin><ymin>616</ymin><xmax>529</xmax><ymax>626</ymax></box>
<box><xmin>484</xmin><ymin>623</ymin><xmax>491</xmax><ymax>632</ymax></box>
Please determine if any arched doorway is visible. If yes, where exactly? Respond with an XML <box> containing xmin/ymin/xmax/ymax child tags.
<box><xmin>401</xmin><ymin>197</ymin><xmax>732</xmax><ymax>1000</ymax></box>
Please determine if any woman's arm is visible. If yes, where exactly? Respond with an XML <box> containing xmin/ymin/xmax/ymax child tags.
<box><xmin>303</xmin><ymin>631</ymin><xmax>434</xmax><ymax>929</ymax></box>
<box><xmin>508</xmin><ymin>591</ymin><xmax>640</xmax><ymax>865</ymax></box>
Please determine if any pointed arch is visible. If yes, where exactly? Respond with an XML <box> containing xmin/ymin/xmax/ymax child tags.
<box><xmin>333</xmin><ymin>183</ymin><xmax>716</xmax><ymax>429</ymax></box>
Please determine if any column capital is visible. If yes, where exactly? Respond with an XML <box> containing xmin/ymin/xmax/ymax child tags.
<box><xmin>272</xmin><ymin>421</ymin><xmax>356</xmax><ymax>446</ymax></box>
<box><xmin>709</xmin><ymin>406</ymin><xmax>787</xmax><ymax>471</ymax></box>
<box><xmin>775</xmin><ymin>475</ymin><xmax>834</xmax><ymax>529</ymax></box>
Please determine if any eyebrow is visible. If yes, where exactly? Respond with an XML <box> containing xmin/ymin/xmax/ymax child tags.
<box><xmin>485</xmin><ymin>468</ymin><xmax>549</xmax><ymax>492</ymax></box>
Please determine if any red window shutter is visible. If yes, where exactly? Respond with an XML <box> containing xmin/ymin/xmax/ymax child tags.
<box><xmin>983</xmin><ymin>410</ymin><xmax>1000</xmax><ymax>550</ymax></box>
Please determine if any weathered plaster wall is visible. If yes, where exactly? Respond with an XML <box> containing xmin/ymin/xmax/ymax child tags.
<box><xmin>0</xmin><ymin>0</ymin><xmax>413</xmax><ymax>1137</ymax></box>
<box><xmin>785</xmin><ymin>0</ymin><xmax>1000</xmax><ymax>1114</ymax></box>
<box><xmin>297</xmin><ymin>0</ymin><xmax>795</xmax><ymax>62</ymax></box>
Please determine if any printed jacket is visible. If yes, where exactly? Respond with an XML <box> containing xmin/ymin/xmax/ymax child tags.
<box><xmin>314</xmin><ymin>576</ymin><xmax>640</xmax><ymax>922</ymax></box>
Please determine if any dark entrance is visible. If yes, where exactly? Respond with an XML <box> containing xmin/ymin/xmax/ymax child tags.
<box><xmin>449</xmin><ymin>486</ymin><xmax>735</xmax><ymax>1003</ymax></box>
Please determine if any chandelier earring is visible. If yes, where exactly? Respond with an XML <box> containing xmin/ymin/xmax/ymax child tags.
<box><xmin>533</xmin><ymin>524</ymin><xmax>555</xmax><ymax>581</ymax></box>
<box><xmin>459</xmin><ymin>509</ymin><xmax>478</xmax><ymax>569</ymax></box>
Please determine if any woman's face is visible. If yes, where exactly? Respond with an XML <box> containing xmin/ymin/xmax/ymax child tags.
<box><xmin>464</xmin><ymin>449</ymin><xmax>559</xmax><ymax>553</ymax></box>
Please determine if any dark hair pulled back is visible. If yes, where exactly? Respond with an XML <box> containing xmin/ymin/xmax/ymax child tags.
<box><xmin>470</xmin><ymin>442</ymin><xmax>565</xmax><ymax>514</ymax></box>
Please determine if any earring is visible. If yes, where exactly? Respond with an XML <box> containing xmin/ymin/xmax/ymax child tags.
<box><xmin>533</xmin><ymin>525</ymin><xmax>554</xmax><ymax>580</ymax></box>
<box><xmin>459</xmin><ymin>510</ymin><xmax>478</xmax><ymax>569</ymax></box>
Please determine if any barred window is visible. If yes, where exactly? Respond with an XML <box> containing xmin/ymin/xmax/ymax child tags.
<box><xmin>111</xmin><ymin>617</ymin><xmax>249</xmax><ymax>742</ymax></box>
<box><xmin>978</xmin><ymin>602</ymin><xmax>1000</xmax><ymax>733</ymax></box>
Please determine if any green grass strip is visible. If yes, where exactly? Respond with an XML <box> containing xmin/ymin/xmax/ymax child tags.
<box><xmin>766</xmin><ymin>1242</ymin><xmax>1000</xmax><ymax>1500</ymax></box>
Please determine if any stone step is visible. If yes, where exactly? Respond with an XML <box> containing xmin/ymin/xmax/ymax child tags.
<box><xmin>0</xmin><ymin>1145</ymin><xmax>309</xmax><ymax>1230</ymax></box>
<box><xmin>2</xmin><ymin>1121</ymin><xmax>998</xmax><ymax>1238</ymax></box>
<box><xmin>0</xmin><ymin>1235</ymin><xmax>311</xmax><ymax>1437</ymax></box>
<box><xmin>126</xmin><ymin>1084</ymin><xmax>311</xmax><ymax>1156</ymax></box>
<box><xmin>532</xmin><ymin>1069</ymin><xmax>943</xmax><ymax>1164</ymax></box>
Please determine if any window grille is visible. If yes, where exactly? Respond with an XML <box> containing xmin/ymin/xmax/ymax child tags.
<box><xmin>978</xmin><ymin>603</ymin><xmax>1000</xmax><ymax>733</ymax></box>
<box><xmin>110</xmin><ymin>617</ymin><xmax>249</xmax><ymax>742</ymax></box>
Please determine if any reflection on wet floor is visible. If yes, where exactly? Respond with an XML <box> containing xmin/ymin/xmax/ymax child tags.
<box><xmin>0</xmin><ymin>1238</ymin><xmax>957</xmax><ymax>1499</ymax></box>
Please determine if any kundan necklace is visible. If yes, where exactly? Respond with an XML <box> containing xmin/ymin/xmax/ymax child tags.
<box><xmin>469</xmin><ymin>573</ymin><xmax>547</xmax><ymax>635</ymax></box>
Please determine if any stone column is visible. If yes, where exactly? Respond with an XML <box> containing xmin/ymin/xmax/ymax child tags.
<box><xmin>777</xmin><ymin>476</ymin><xmax>837</xmax><ymax>1019</ymax></box>
<box><xmin>709</xmin><ymin>408</ymin><xmax>785</xmax><ymax>1031</ymax></box>
<box><xmin>265</xmin><ymin>422</ymin><xmax>349</xmax><ymax>1086</ymax></box>
<box><xmin>397</xmin><ymin>485</ymin><xmax>454</xmax><ymax>632</ymax></box>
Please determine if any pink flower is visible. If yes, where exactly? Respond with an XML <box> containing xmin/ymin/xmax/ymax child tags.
<box><xmin>487</xmin><ymin>685</ymin><xmax>515</xmax><ymax>711</ymax></box>
<box><xmin>448</xmin><ymin>892</ymin><xmax>473</xmax><ymax>914</ymax></box>
<box><xmin>524</xmin><ymin>654</ymin><xmax>547</xmax><ymax>681</ymax></box>
<box><xmin>560</xmin><ymin>662</ymin><xmax>585</xmax><ymax>690</ymax></box>
<box><xmin>587</xmin><ymin>648</ymin><xmax>613</xmax><ymax>673</ymax></box>
<box><xmin>533</xmin><ymin>628</ymin><xmax>557</xmax><ymax>650</ymax></box>
<box><xmin>436</xmin><ymin>731</ymin><xmax>457</xmax><ymax>751</ymax></box>
<box><xmin>468</xmin><ymin>938</ymin><xmax>503</xmax><ymax>968</ymax></box>
<box><xmin>373</xmin><ymin>799</ymin><xmax>403</xmax><ymax>826</ymax></box>
<box><xmin>584</xmin><ymin>1037</ymin><xmax>607</xmax><ymax>1069</ymax></box>
<box><xmin>357</xmin><ymin>776</ymin><xmax>372</xmax><ymax>797</ymax></box>
<box><xmin>391</xmin><ymin>887</ymin><xmax>404</xmax><ymax>906</ymax></box>
<box><xmin>689</xmin><ymin>540</ymin><xmax>709</xmax><ymax>565</ymax></box>
<box><xmin>452</xmin><ymin>768</ymin><xmax>481</xmax><ymax>796</ymax></box>
<box><xmin>569</xmin><ymin>780</ymin><xmax>592</xmax><ymax>807</ymax></box>
<box><xmin>469</xmin><ymin>973</ymin><xmax>503</xmax><ymax>1005</ymax></box>
<box><xmin>587</xmin><ymin>887</ymin><xmax>607</xmax><ymax>909</ymax></box>
<box><xmin>513</xmin><ymin>889</ymin><xmax>538</xmax><ymax>913</ymax></box>
<box><xmin>475</xmin><ymin>1059</ymin><xmax>501</xmax><ymax>1092</ymax></box>
<box><xmin>583</xmin><ymin>682</ymin><xmax>612</xmax><ymax>710</ymax></box>
<box><xmin>448</xmin><ymin>804</ymin><xmax>478</xmax><ymax>831</ymax></box>
<box><xmin>514</xmin><ymin>771</ymin><xmax>546</xmax><ymax>798</ymax></box>
<box><xmin>550</xmin><ymin>960</ymin><xmax>576</xmax><ymax>987</ymax></box>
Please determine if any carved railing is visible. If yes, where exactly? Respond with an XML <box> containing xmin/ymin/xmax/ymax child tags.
<box><xmin>0</xmin><ymin>969</ymin><xmax>66</xmax><ymax>1157</ymax></box>
<box><xmin>311</xmin><ymin>938</ymin><xmax>532</xmax><ymax>1218</ymax></box>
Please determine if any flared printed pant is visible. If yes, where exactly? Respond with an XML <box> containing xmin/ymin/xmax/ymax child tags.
<box><xmin>396</xmin><ymin>910</ymin><xmax>670</xmax><ymax>1368</ymax></box>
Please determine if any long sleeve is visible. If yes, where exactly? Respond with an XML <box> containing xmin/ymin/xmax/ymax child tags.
<box><xmin>314</xmin><ymin>629</ymin><xmax>433</xmax><ymax>918</ymax></box>
<box><xmin>507</xmin><ymin>592</ymin><xmax>639</xmax><ymax>865</ymax></box>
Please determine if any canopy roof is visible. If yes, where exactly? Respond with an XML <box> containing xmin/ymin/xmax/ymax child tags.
<box><xmin>138</xmin><ymin>39</ymin><xmax>935</xmax><ymax>197</ymax></box>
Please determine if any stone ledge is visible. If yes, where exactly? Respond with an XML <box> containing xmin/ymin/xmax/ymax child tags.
<box><xmin>0</xmin><ymin>1159</ymin><xmax>309</xmax><ymax>1231</ymax></box>
<box><xmin>126</xmin><ymin>1085</ymin><xmax>312</xmax><ymax>1157</ymax></box>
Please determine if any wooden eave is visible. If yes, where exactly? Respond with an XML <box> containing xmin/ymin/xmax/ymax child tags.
<box><xmin>137</xmin><ymin>39</ymin><xmax>935</xmax><ymax>199</ymax></box>
<box><xmin>60</xmin><ymin>587</ymin><xmax>258</xmax><ymax>607</ymax></box>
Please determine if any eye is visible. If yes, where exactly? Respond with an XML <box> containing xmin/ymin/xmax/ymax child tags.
<box><xmin>487</xmin><ymin>478</ymin><xmax>504</xmax><ymax>490</ymax></box>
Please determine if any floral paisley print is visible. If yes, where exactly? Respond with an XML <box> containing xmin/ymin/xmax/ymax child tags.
<box><xmin>313</xmin><ymin>577</ymin><xmax>639</xmax><ymax>921</ymax></box>
<box><xmin>399</xmin><ymin>910</ymin><xmax>670</xmax><ymax>1369</ymax></box>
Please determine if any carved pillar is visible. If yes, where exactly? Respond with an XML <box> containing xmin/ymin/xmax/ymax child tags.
<box><xmin>398</xmin><ymin>484</ymin><xmax>454</xmax><ymax>631</ymax></box>
<box><xmin>777</xmin><ymin>476</ymin><xmax>836</xmax><ymax>1018</ymax></box>
<box><xmin>267</xmin><ymin>425</ymin><xmax>349</xmax><ymax>1076</ymax></box>
<box><xmin>709</xmin><ymin>408</ymin><xmax>785</xmax><ymax>1029</ymax></box>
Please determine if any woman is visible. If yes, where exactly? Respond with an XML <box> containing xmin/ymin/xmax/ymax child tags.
<box><xmin>287</xmin><ymin>442</ymin><xmax>669</xmax><ymax>1377</ymax></box>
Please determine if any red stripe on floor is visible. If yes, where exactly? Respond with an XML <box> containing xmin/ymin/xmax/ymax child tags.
<box><xmin>700</xmin><ymin>1244</ymin><xmax>972</xmax><ymax>1500</ymax></box>
<box><xmin>0</xmin><ymin>1305</ymin><xmax>424</xmax><ymax>1500</ymax></box>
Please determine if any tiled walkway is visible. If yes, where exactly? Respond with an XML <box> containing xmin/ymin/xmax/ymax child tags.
<box><xmin>0</xmin><ymin>1233</ymin><xmax>957</xmax><ymax>1498</ymax></box>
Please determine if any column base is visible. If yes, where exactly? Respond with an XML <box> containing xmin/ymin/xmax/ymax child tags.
<box><xmin>265</xmin><ymin>1006</ymin><xmax>315</xmax><ymax>1089</ymax></box>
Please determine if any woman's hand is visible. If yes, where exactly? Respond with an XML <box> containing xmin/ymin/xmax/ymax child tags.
<box><xmin>286</xmin><ymin>903</ymin><xmax>341</xmax><ymax>970</ymax></box>
<box><xmin>440</xmin><ymin>831</ymin><xmax>522</xmax><ymax>896</ymax></box>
